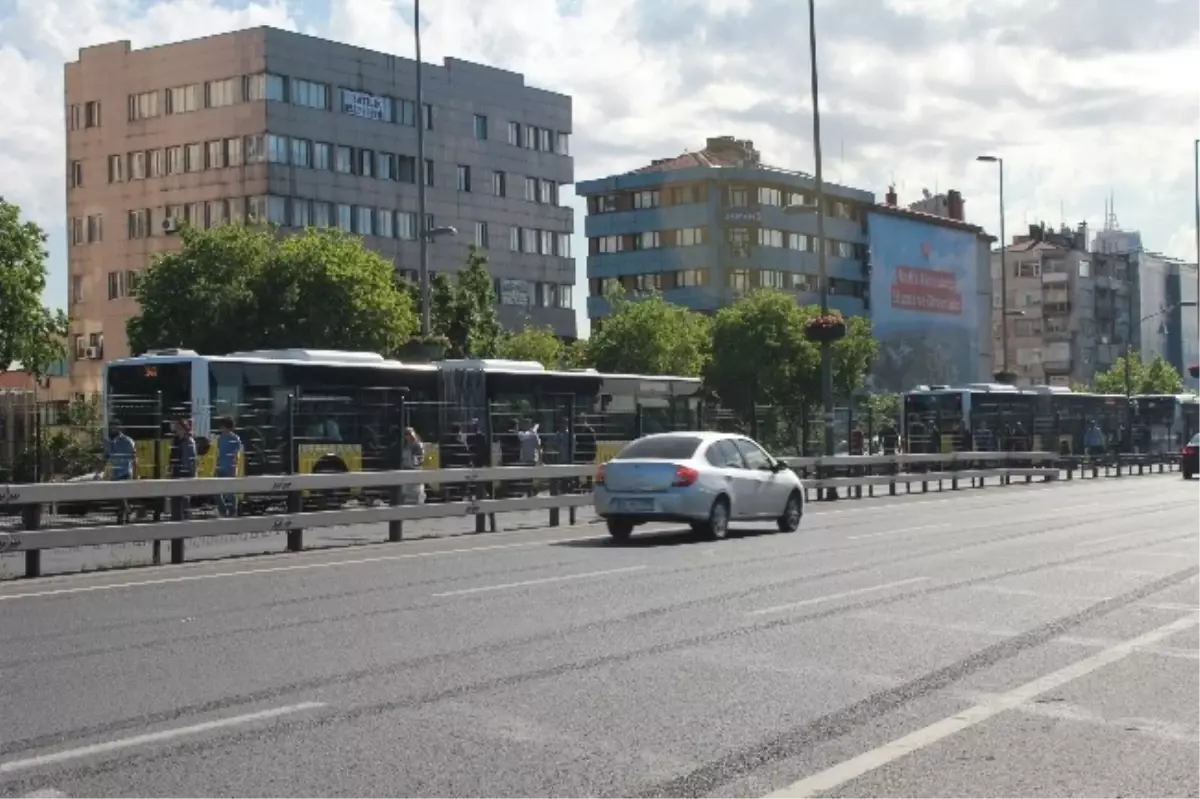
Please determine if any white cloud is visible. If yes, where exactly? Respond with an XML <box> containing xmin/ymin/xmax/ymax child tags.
<box><xmin>2</xmin><ymin>0</ymin><xmax>1197</xmax><ymax>341</ymax></box>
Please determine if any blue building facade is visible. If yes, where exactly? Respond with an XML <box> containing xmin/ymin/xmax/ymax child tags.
<box><xmin>576</xmin><ymin>141</ymin><xmax>875</xmax><ymax>323</ymax></box>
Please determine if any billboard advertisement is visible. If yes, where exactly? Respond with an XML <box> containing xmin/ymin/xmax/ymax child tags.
<box><xmin>868</xmin><ymin>213</ymin><xmax>983</xmax><ymax>390</ymax></box>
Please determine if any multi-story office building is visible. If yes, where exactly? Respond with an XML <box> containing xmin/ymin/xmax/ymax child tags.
<box><xmin>65</xmin><ymin>27</ymin><xmax>576</xmax><ymax>392</ymax></box>
<box><xmin>575</xmin><ymin>136</ymin><xmax>874</xmax><ymax>323</ymax></box>
<box><xmin>1137</xmin><ymin>251</ymin><xmax>1198</xmax><ymax>389</ymax></box>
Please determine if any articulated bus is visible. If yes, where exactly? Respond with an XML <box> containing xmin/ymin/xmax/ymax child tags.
<box><xmin>902</xmin><ymin>384</ymin><xmax>1128</xmax><ymax>454</ymax></box>
<box><xmin>102</xmin><ymin>348</ymin><xmax>703</xmax><ymax>480</ymax></box>
<box><xmin>1130</xmin><ymin>394</ymin><xmax>1200</xmax><ymax>453</ymax></box>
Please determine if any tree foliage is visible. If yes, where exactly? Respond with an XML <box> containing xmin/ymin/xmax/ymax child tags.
<box><xmin>127</xmin><ymin>224</ymin><xmax>417</xmax><ymax>356</ymax></box>
<box><xmin>428</xmin><ymin>245</ymin><xmax>501</xmax><ymax>358</ymax></box>
<box><xmin>588</xmin><ymin>287</ymin><xmax>711</xmax><ymax>376</ymax></box>
<box><xmin>705</xmin><ymin>290</ymin><xmax>879</xmax><ymax>416</ymax></box>
<box><xmin>0</xmin><ymin>198</ymin><xmax>68</xmax><ymax>377</ymax></box>
<box><xmin>1090</xmin><ymin>352</ymin><xmax>1184</xmax><ymax>395</ymax></box>
<box><xmin>495</xmin><ymin>324</ymin><xmax>564</xmax><ymax>368</ymax></box>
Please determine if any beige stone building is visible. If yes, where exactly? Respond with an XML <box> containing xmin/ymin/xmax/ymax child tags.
<box><xmin>65</xmin><ymin>28</ymin><xmax>576</xmax><ymax>393</ymax></box>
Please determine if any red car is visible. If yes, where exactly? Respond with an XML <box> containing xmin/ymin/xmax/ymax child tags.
<box><xmin>1183</xmin><ymin>434</ymin><xmax>1199</xmax><ymax>480</ymax></box>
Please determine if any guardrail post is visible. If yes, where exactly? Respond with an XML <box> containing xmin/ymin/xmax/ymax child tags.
<box><xmin>168</xmin><ymin>495</ymin><xmax>185</xmax><ymax>564</ymax></box>
<box><xmin>1115</xmin><ymin>454</ymin><xmax>1123</xmax><ymax>477</ymax></box>
<box><xmin>286</xmin><ymin>490</ymin><xmax>303</xmax><ymax>551</ymax></box>
<box><xmin>388</xmin><ymin>486</ymin><xmax>403</xmax><ymax>542</ymax></box>
<box><xmin>1138</xmin><ymin>459</ymin><xmax>1144</xmax><ymax>476</ymax></box>
<box><xmin>22</xmin><ymin>502</ymin><xmax>42</xmax><ymax>578</ymax></box>
<box><xmin>549</xmin><ymin>476</ymin><xmax>561</xmax><ymax>527</ymax></box>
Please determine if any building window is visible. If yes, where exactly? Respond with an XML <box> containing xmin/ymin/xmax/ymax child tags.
<box><xmin>634</xmin><ymin>273</ymin><xmax>661</xmax><ymax>293</ymax></box>
<box><xmin>594</xmin><ymin>235</ymin><xmax>623</xmax><ymax>254</ymax></box>
<box><xmin>185</xmin><ymin>143</ymin><xmax>204</xmax><ymax>172</ymax></box>
<box><xmin>129</xmin><ymin>151</ymin><xmax>146</xmax><ymax>180</ymax></box>
<box><xmin>540</xmin><ymin>230</ymin><xmax>554</xmax><ymax>255</ymax></box>
<box><xmin>397</xmin><ymin>212</ymin><xmax>417</xmax><ymax>240</ymax></box>
<box><xmin>758</xmin><ymin>187</ymin><xmax>782</xmax><ymax>206</ymax></box>
<box><xmin>85</xmin><ymin>100</ymin><xmax>101</xmax><ymax>128</ymax></box>
<box><xmin>422</xmin><ymin>103</ymin><xmax>433</xmax><ymax>130</ymax></box>
<box><xmin>108</xmin><ymin>270</ymin><xmax>137</xmax><ymax>300</ymax></box>
<box><xmin>727</xmin><ymin>186</ymin><xmax>750</xmax><ymax>206</ymax></box>
<box><xmin>555</xmin><ymin>132</ymin><xmax>570</xmax><ymax>156</ymax></box>
<box><xmin>377</xmin><ymin>152</ymin><xmax>395</xmax><ymax>180</ymax></box>
<box><xmin>166</xmin><ymin>146</ymin><xmax>184</xmax><ymax>175</ymax></box>
<box><xmin>539</xmin><ymin>129</ymin><xmax>552</xmax><ymax>152</ymax></box>
<box><xmin>291</xmin><ymin>138</ymin><xmax>312</xmax><ymax>168</ymax></box>
<box><xmin>397</xmin><ymin>155</ymin><xmax>416</xmax><ymax>183</ymax></box>
<box><xmin>86</xmin><ymin>214</ymin><xmax>103</xmax><ymax>243</ymax></box>
<box><xmin>266</xmin><ymin>134</ymin><xmax>289</xmax><ymax>164</ymax></box>
<box><xmin>292</xmin><ymin>198</ymin><xmax>312</xmax><ymax>228</ymax></box>
<box><xmin>558</xmin><ymin>285</ymin><xmax>574</xmax><ymax>308</ymax></box>
<box><xmin>492</xmin><ymin>170</ymin><xmax>507</xmax><ymax>197</ymax></box>
<box><xmin>633</xmin><ymin>190</ymin><xmax>659</xmax><ymax>209</ymax></box>
<box><xmin>225</xmin><ymin>137</ymin><xmax>243</xmax><ymax>167</ymax></box>
<box><xmin>335</xmin><ymin>146</ymin><xmax>352</xmax><ymax>174</ymax></box>
<box><xmin>206</xmin><ymin>200</ymin><xmax>227</xmax><ymax>228</ymax></box>
<box><xmin>313</xmin><ymin>201</ymin><xmax>332</xmax><ymax>228</ymax></box>
<box><xmin>760</xmin><ymin>269</ymin><xmax>786</xmax><ymax>289</ymax></box>
<box><xmin>556</xmin><ymin>233</ymin><xmax>571</xmax><ymax>257</ymax></box>
<box><xmin>473</xmin><ymin>114</ymin><xmax>488</xmax><ymax>140</ymax></box>
<box><xmin>457</xmin><ymin>165</ymin><xmax>471</xmax><ymax>192</ymax></box>
<box><xmin>245</xmin><ymin>73</ymin><xmax>287</xmax><ymax>102</ymax></box>
<box><xmin>677</xmin><ymin>227</ymin><xmax>704</xmax><ymax>246</ymax></box>
<box><xmin>758</xmin><ymin>228</ymin><xmax>784</xmax><ymax>248</ymax></box>
<box><xmin>127</xmin><ymin>209</ymin><xmax>149</xmax><ymax>239</ymax></box>
<box><xmin>510</xmin><ymin>226</ymin><xmax>521</xmax><ymax>252</ymax></box>
<box><xmin>522</xmin><ymin>228</ymin><xmax>538</xmax><ymax>254</ymax></box>
<box><xmin>377</xmin><ymin>209</ymin><xmax>394</xmax><ymax>238</ymax></box>
<box><xmin>788</xmin><ymin>232</ymin><xmax>810</xmax><ymax>251</ymax></box>
<box><xmin>291</xmin><ymin>79</ymin><xmax>328</xmax><ymax>109</ymax></box>
<box><xmin>423</xmin><ymin>159</ymin><xmax>434</xmax><ymax>186</ymax></box>
<box><xmin>728</xmin><ymin>269</ymin><xmax>751</xmax><ymax>292</ymax></box>
<box><xmin>128</xmin><ymin>90</ymin><xmax>160</xmax><ymax>121</ymax></box>
<box><xmin>266</xmin><ymin>196</ymin><xmax>287</xmax><ymax>226</ymax></box>
<box><xmin>313</xmin><ymin>142</ymin><xmax>331</xmax><ymax>171</ymax></box>
<box><xmin>207</xmin><ymin>140</ymin><xmax>225</xmax><ymax>169</ymax></box>
<box><xmin>205</xmin><ymin>77</ymin><xmax>240</xmax><ymax>108</ymax></box>
<box><xmin>507</xmin><ymin>121</ymin><xmax>521</xmax><ymax>146</ymax></box>
<box><xmin>675</xmin><ymin>268</ymin><xmax>709</xmax><ymax>287</ymax></box>
<box><xmin>245</xmin><ymin>196</ymin><xmax>266</xmax><ymax>224</ymax></box>
<box><xmin>474</xmin><ymin>221</ymin><xmax>488</xmax><ymax>249</ymax></box>
<box><xmin>71</xmin><ymin>276</ymin><xmax>83</xmax><ymax>304</ymax></box>
<box><xmin>107</xmin><ymin>154</ymin><xmax>124</xmax><ymax>183</ymax></box>
<box><xmin>166</xmin><ymin>84</ymin><xmax>200</xmax><ymax>114</ymax></box>
<box><xmin>337</xmin><ymin>203</ymin><xmax>353</xmax><ymax>232</ymax></box>
<box><xmin>636</xmin><ymin>231</ymin><xmax>661</xmax><ymax>250</ymax></box>
<box><xmin>356</xmin><ymin>206</ymin><xmax>374</xmax><ymax>236</ymax></box>
<box><xmin>147</xmin><ymin>149</ymin><xmax>164</xmax><ymax>178</ymax></box>
<box><xmin>396</xmin><ymin>99</ymin><xmax>416</xmax><ymax>127</ymax></box>
<box><xmin>358</xmin><ymin>149</ymin><xmax>374</xmax><ymax>177</ymax></box>
<box><xmin>70</xmin><ymin>217</ymin><xmax>84</xmax><ymax>246</ymax></box>
<box><xmin>68</xmin><ymin>160</ymin><xmax>83</xmax><ymax>188</ymax></box>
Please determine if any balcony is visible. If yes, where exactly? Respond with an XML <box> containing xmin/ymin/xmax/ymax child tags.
<box><xmin>1043</xmin><ymin>302</ymin><xmax>1072</xmax><ymax>316</ymax></box>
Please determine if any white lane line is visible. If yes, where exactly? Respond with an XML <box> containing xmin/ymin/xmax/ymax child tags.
<box><xmin>23</xmin><ymin>790</ymin><xmax>69</xmax><ymax>797</ymax></box>
<box><xmin>847</xmin><ymin>524</ymin><xmax>952</xmax><ymax>541</ymax></box>
<box><xmin>748</xmin><ymin>578</ymin><xmax>930</xmax><ymax>616</ymax></box>
<box><xmin>431</xmin><ymin>565</ymin><xmax>647</xmax><ymax>597</ymax></box>
<box><xmin>0</xmin><ymin>534</ymin><xmax>608</xmax><ymax>602</ymax></box>
<box><xmin>0</xmin><ymin>702</ymin><xmax>325</xmax><ymax>776</ymax></box>
<box><xmin>763</xmin><ymin>612</ymin><xmax>1200</xmax><ymax>798</ymax></box>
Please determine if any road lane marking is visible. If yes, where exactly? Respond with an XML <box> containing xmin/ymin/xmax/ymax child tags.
<box><xmin>23</xmin><ymin>790</ymin><xmax>69</xmax><ymax>797</ymax></box>
<box><xmin>431</xmin><ymin>565</ymin><xmax>647</xmax><ymax>597</ymax></box>
<box><xmin>847</xmin><ymin>524</ymin><xmax>952</xmax><ymax>540</ymax></box>
<box><xmin>748</xmin><ymin>578</ymin><xmax>930</xmax><ymax>616</ymax></box>
<box><xmin>762</xmin><ymin>612</ymin><xmax>1200</xmax><ymax>798</ymax></box>
<box><xmin>0</xmin><ymin>702</ymin><xmax>325</xmax><ymax>775</ymax></box>
<box><xmin>0</xmin><ymin>535</ymin><xmax>610</xmax><ymax>602</ymax></box>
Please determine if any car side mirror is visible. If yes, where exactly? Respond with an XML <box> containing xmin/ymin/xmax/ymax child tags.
<box><xmin>771</xmin><ymin>459</ymin><xmax>787</xmax><ymax>472</ymax></box>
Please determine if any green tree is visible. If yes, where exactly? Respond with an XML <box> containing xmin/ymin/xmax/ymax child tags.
<box><xmin>829</xmin><ymin>312</ymin><xmax>879</xmax><ymax>400</ymax></box>
<box><xmin>707</xmin><ymin>290</ymin><xmax>813</xmax><ymax>418</ymax></box>
<box><xmin>429</xmin><ymin>245</ymin><xmax>501</xmax><ymax>358</ymax></box>
<box><xmin>1090</xmin><ymin>351</ymin><xmax>1184</xmax><ymax>395</ymax></box>
<box><xmin>128</xmin><ymin>224</ymin><xmax>417</xmax><ymax>355</ymax></box>
<box><xmin>561</xmin><ymin>338</ymin><xmax>592</xmax><ymax>370</ymax></box>
<box><xmin>0</xmin><ymin>198</ymin><xmax>69</xmax><ymax>377</ymax></box>
<box><xmin>587</xmin><ymin>287</ymin><xmax>711</xmax><ymax>375</ymax></box>
<box><xmin>495</xmin><ymin>324</ymin><xmax>563</xmax><ymax>368</ymax></box>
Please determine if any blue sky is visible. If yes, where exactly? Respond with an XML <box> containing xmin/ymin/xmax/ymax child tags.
<box><xmin>2</xmin><ymin>0</ymin><xmax>1197</xmax><ymax>339</ymax></box>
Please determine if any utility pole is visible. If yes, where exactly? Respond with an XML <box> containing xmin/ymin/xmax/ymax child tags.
<box><xmin>806</xmin><ymin>0</ymin><xmax>834</xmax><ymax>463</ymax></box>
<box><xmin>415</xmin><ymin>0</ymin><xmax>431</xmax><ymax>336</ymax></box>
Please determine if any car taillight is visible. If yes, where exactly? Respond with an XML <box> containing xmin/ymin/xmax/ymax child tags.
<box><xmin>594</xmin><ymin>464</ymin><xmax>606</xmax><ymax>485</ymax></box>
<box><xmin>672</xmin><ymin>465</ymin><xmax>700</xmax><ymax>487</ymax></box>
<box><xmin>1184</xmin><ymin>446</ymin><xmax>1197</xmax><ymax>456</ymax></box>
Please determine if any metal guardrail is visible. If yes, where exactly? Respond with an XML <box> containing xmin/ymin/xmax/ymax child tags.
<box><xmin>0</xmin><ymin>450</ymin><xmax>1178</xmax><ymax>579</ymax></box>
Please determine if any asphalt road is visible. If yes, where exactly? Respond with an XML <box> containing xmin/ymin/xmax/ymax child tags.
<box><xmin>0</xmin><ymin>475</ymin><xmax>1196</xmax><ymax>797</ymax></box>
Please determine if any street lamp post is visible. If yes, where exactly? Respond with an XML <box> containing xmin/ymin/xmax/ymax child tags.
<box><xmin>1193</xmin><ymin>139</ymin><xmax>1199</xmax><ymax>320</ymax></box>
<box><xmin>976</xmin><ymin>155</ymin><xmax>1008</xmax><ymax>381</ymax></box>
<box><xmin>805</xmin><ymin>0</ymin><xmax>835</xmax><ymax>463</ymax></box>
<box><xmin>415</xmin><ymin>0</ymin><xmax>431</xmax><ymax>336</ymax></box>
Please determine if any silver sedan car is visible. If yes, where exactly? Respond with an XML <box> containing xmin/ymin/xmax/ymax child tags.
<box><xmin>593</xmin><ymin>431</ymin><xmax>805</xmax><ymax>542</ymax></box>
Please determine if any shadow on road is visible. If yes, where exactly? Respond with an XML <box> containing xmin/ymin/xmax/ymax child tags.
<box><xmin>553</xmin><ymin>526</ymin><xmax>780</xmax><ymax>548</ymax></box>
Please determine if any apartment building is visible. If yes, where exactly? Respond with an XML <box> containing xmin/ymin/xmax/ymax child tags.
<box><xmin>65</xmin><ymin>27</ymin><xmax>576</xmax><ymax>392</ymax></box>
<box><xmin>575</xmin><ymin>136</ymin><xmax>874</xmax><ymax>323</ymax></box>
<box><xmin>990</xmin><ymin>222</ymin><xmax>1136</xmax><ymax>386</ymax></box>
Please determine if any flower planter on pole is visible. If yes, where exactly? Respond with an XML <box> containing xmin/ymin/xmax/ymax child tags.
<box><xmin>804</xmin><ymin>316</ymin><xmax>846</xmax><ymax>344</ymax></box>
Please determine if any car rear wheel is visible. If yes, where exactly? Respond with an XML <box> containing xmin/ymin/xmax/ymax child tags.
<box><xmin>607</xmin><ymin>518</ymin><xmax>634</xmax><ymax>542</ymax></box>
<box><xmin>777</xmin><ymin>491</ymin><xmax>802</xmax><ymax>532</ymax></box>
<box><xmin>699</xmin><ymin>497</ymin><xmax>730</xmax><ymax>541</ymax></box>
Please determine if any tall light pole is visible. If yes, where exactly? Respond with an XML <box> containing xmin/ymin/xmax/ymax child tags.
<box><xmin>1193</xmin><ymin>139</ymin><xmax>1199</xmax><ymax>318</ymax></box>
<box><xmin>806</xmin><ymin>0</ymin><xmax>834</xmax><ymax>460</ymax></box>
<box><xmin>415</xmin><ymin>0</ymin><xmax>431</xmax><ymax>336</ymax></box>
<box><xmin>976</xmin><ymin>155</ymin><xmax>1007</xmax><ymax>380</ymax></box>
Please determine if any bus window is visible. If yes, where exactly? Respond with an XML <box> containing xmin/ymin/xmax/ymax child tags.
<box><xmin>106</xmin><ymin>361</ymin><xmax>193</xmax><ymax>439</ymax></box>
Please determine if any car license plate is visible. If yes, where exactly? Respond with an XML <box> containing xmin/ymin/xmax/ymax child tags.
<box><xmin>616</xmin><ymin>498</ymin><xmax>655</xmax><ymax>513</ymax></box>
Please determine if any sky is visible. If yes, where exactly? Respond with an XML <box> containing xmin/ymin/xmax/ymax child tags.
<box><xmin>1</xmin><ymin>0</ymin><xmax>1198</xmax><ymax>339</ymax></box>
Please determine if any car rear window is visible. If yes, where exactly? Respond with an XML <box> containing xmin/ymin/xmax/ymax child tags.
<box><xmin>617</xmin><ymin>436</ymin><xmax>702</xmax><ymax>460</ymax></box>
<box><xmin>1191</xmin><ymin>434</ymin><xmax>1199</xmax><ymax>446</ymax></box>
